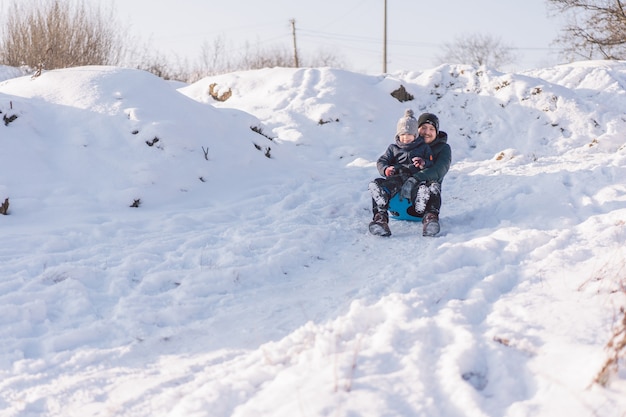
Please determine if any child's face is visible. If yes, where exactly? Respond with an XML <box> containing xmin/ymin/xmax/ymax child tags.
<box><xmin>398</xmin><ymin>133</ymin><xmax>415</xmax><ymax>144</ymax></box>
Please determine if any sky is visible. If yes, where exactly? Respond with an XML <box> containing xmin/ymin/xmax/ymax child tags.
<box><xmin>108</xmin><ymin>0</ymin><xmax>565</xmax><ymax>73</ymax></box>
<box><xmin>1</xmin><ymin>59</ymin><xmax>626</xmax><ymax>415</ymax></box>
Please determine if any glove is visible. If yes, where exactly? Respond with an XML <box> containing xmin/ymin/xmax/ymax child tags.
<box><xmin>412</xmin><ymin>157</ymin><xmax>425</xmax><ymax>169</ymax></box>
<box><xmin>400</xmin><ymin>177</ymin><xmax>418</xmax><ymax>201</ymax></box>
<box><xmin>384</xmin><ymin>166</ymin><xmax>396</xmax><ymax>177</ymax></box>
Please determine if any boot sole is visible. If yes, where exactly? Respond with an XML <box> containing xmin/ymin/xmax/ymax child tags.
<box><xmin>369</xmin><ymin>222</ymin><xmax>391</xmax><ymax>237</ymax></box>
<box><xmin>423</xmin><ymin>221</ymin><xmax>440</xmax><ymax>237</ymax></box>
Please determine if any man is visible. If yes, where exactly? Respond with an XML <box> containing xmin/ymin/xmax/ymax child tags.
<box><xmin>368</xmin><ymin>112</ymin><xmax>451</xmax><ymax>237</ymax></box>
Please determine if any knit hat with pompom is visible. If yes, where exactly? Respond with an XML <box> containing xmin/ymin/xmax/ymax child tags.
<box><xmin>396</xmin><ymin>109</ymin><xmax>419</xmax><ymax>136</ymax></box>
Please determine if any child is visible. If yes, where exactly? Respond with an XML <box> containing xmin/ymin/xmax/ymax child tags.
<box><xmin>368</xmin><ymin>109</ymin><xmax>433</xmax><ymax>236</ymax></box>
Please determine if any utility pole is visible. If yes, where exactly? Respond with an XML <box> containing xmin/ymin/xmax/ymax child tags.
<box><xmin>383</xmin><ymin>0</ymin><xmax>387</xmax><ymax>73</ymax></box>
<box><xmin>290</xmin><ymin>19</ymin><xmax>300</xmax><ymax>68</ymax></box>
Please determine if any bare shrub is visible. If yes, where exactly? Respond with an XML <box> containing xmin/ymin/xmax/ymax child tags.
<box><xmin>174</xmin><ymin>37</ymin><xmax>344</xmax><ymax>83</ymax></box>
<box><xmin>594</xmin><ymin>304</ymin><xmax>626</xmax><ymax>386</ymax></box>
<box><xmin>131</xmin><ymin>46</ymin><xmax>193</xmax><ymax>82</ymax></box>
<box><xmin>238</xmin><ymin>42</ymin><xmax>294</xmax><ymax>71</ymax></box>
<box><xmin>0</xmin><ymin>0</ymin><xmax>127</xmax><ymax>70</ymax></box>
<box><xmin>582</xmin><ymin>248</ymin><xmax>626</xmax><ymax>387</ymax></box>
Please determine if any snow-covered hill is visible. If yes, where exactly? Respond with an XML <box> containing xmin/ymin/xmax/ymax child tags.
<box><xmin>0</xmin><ymin>61</ymin><xmax>625</xmax><ymax>416</ymax></box>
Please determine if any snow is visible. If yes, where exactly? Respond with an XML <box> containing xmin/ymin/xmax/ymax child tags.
<box><xmin>1</xmin><ymin>60</ymin><xmax>625</xmax><ymax>416</ymax></box>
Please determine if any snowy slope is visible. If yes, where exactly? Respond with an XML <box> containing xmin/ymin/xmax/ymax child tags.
<box><xmin>0</xmin><ymin>61</ymin><xmax>625</xmax><ymax>417</ymax></box>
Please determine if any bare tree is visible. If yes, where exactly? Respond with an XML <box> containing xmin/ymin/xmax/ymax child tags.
<box><xmin>436</xmin><ymin>33</ymin><xmax>517</xmax><ymax>69</ymax></box>
<box><xmin>198</xmin><ymin>36</ymin><xmax>234</xmax><ymax>76</ymax></box>
<box><xmin>135</xmin><ymin>53</ymin><xmax>188</xmax><ymax>81</ymax></box>
<box><xmin>0</xmin><ymin>0</ymin><xmax>126</xmax><ymax>70</ymax></box>
<box><xmin>547</xmin><ymin>0</ymin><xmax>626</xmax><ymax>60</ymax></box>
<box><xmin>237</xmin><ymin>42</ymin><xmax>294</xmax><ymax>70</ymax></box>
<box><xmin>304</xmin><ymin>48</ymin><xmax>345</xmax><ymax>68</ymax></box>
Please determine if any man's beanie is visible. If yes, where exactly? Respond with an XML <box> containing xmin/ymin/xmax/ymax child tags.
<box><xmin>396</xmin><ymin>109</ymin><xmax>419</xmax><ymax>136</ymax></box>
<box><xmin>417</xmin><ymin>113</ymin><xmax>439</xmax><ymax>134</ymax></box>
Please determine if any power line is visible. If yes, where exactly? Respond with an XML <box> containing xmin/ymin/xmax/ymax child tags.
<box><xmin>319</xmin><ymin>0</ymin><xmax>372</xmax><ymax>30</ymax></box>
<box><xmin>299</xmin><ymin>29</ymin><xmax>436</xmax><ymax>48</ymax></box>
<box><xmin>298</xmin><ymin>29</ymin><xmax>380</xmax><ymax>43</ymax></box>
<box><xmin>299</xmin><ymin>28</ymin><xmax>559</xmax><ymax>51</ymax></box>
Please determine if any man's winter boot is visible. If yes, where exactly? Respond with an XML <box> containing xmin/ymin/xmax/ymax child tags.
<box><xmin>369</xmin><ymin>211</ymin><xmax>391</xmax><ymax>236</ymax></box>
<box><xmin>422</xmin><ymin>212</ymin><xmax>440</xmax><ymax>237</ymax></box>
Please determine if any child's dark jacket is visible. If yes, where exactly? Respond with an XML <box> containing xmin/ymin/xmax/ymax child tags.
<box><xmin>376</xmin><ymin>135</ymin><xmax>434</xmax><ymax>180</ymax></box>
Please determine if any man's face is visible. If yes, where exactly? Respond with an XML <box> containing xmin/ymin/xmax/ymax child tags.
<box><xmin>419</xmin><ymin>124</ymin><xmax>437</xmax><ymax>143</ymax></box>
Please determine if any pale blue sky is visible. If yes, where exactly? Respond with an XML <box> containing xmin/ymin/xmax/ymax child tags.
<box><xmin>9</xmin><ymin>0</ymin><xmax>567</xmax><ymax>73</ymax></box>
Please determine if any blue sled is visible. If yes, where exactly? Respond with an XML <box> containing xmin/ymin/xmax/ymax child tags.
<box><xmin>388</xmin><ymin>193</ymin><xmax>423</xmax><ymax>222</ymax></box>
